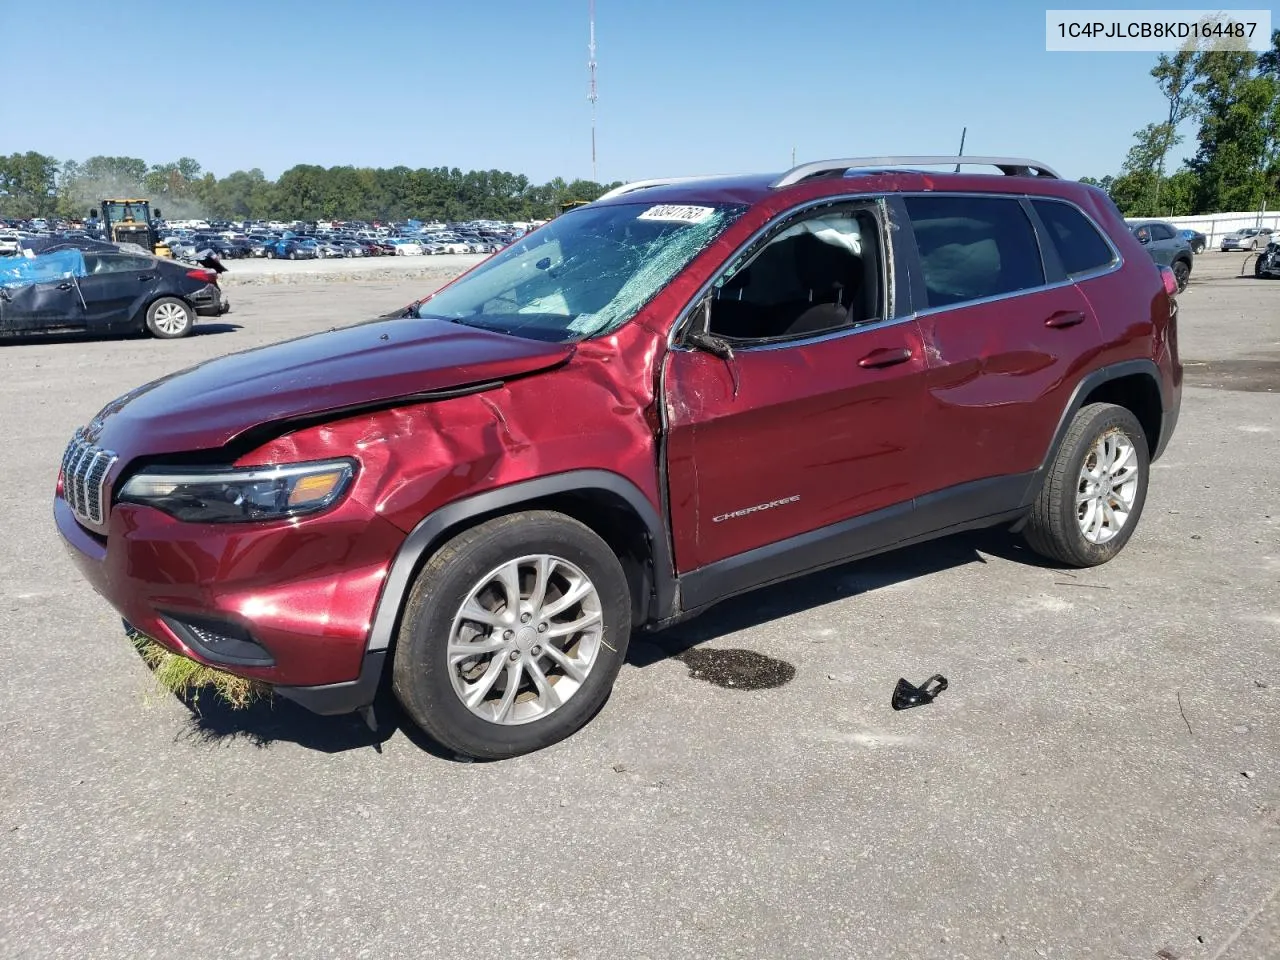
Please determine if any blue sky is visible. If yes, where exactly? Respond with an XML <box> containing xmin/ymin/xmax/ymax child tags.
<box><xmin>5</xmin><ymin>1</ymin><xmax>1223</xmax><ymax>183</ymax></box>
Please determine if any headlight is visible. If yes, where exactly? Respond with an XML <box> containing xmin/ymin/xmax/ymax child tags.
<box><xmin>119</xmin><ymin>459</ymin><xmax>356</xmax><ymax>523</ymax></box>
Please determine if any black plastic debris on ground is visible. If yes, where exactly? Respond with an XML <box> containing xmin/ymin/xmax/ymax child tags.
<box><xmin>891</xmin><ymin>674</ymin><xmax>949</xmax><ymax>710</ymax></box>
<box><xmin>676</xmin><ymin>648</ymin><xmax>796</xmax><ymax>690</ymax></box>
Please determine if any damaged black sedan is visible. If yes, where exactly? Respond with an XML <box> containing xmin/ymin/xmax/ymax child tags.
<box><xmin>0</xmin><ymin>246</ymin><xmax>229</xmax><ymax>341</ymax></box>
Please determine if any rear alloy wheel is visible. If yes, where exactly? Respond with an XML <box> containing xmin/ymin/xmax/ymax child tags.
<box><xmin>1024</xmin><ymin>403</ymin><xmax>1149</xmax><ymax>566</ymax></box>
<box><xmin>1172</xmin><ymin>259</ymin><xmax>1190</xmax><ymax>292</ymax></box>
<box><xmin>145</xmin><ymin>297</ymin><xmax>194</xmax><ymax>339</ymax></box>
<box><xmin>393</xmin><ymin>510</ymin><xmax>631</xmax><ymax>759</ymax></box>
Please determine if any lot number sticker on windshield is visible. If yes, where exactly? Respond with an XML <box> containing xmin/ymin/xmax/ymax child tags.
<box><xmin>638</xmin><ymin>204</ymin><xmax>715</xmax><ymax>224</ymax></box>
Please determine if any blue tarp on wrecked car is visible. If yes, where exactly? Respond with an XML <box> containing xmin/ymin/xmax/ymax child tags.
<box><xmin>0</xmin><ymin>249</ymin><xmax>87</xmax><ymax>288</ymax></box>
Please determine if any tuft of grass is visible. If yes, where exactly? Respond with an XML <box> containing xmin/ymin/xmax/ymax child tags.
<box><xmin>129</xmin><ymin>631</ymin><xmax>271</xmax><ymax>711</ymax></box>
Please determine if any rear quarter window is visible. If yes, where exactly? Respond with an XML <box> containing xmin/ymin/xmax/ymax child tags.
<box><xmin>1031</xmin><ymin>200</ymin><xmax>1117</xmax><ymax>277</ymax></box>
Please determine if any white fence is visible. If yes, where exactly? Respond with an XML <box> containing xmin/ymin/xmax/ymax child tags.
<box><xmin>1159</xmin><ymin>210</ymin><xmax>1279</xmax><ymax>246</ymax></box>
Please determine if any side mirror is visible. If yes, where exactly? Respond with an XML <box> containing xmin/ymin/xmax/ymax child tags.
<box><xmin>153</xmin><ymin>208</ymin><xmax>162</xmax><ymax>218</ymax></box>
<box><xmin>89</xmin><ymin>208</ymin><xmax>98</xmax><ymax>219</ymax></box>
<box><xmin>682</xmin><ymin>296</ymin><xmax>734</xmax><ymax>360</ymax></box>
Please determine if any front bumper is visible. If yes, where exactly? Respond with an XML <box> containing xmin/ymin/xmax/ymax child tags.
<box><xmin>55</xmin><ymin>492</ymin><xmax>405</xmax><ymax>711</ymax></box>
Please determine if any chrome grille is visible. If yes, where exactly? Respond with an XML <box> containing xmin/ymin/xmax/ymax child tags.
<box><xmin>60</xmin><ymin>433</ymin><xmax>117</xmax><ymax>526</ymax></box>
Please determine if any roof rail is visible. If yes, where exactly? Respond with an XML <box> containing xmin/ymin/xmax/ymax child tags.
<box><xmin>770</xmin><ymin>156</ymin><xmax>1061</xmax><ymax>188</ymax></box>
<box><xmin>593</xmin><ymin>176</ymin><xmax>726</xmax><ymax>202</ymax></box>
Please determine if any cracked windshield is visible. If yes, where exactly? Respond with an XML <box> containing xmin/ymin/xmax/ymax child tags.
<box><xmin>416</xmin><ymin>201</ymin><xmax>746</xmax><ymax>341</ymax></box>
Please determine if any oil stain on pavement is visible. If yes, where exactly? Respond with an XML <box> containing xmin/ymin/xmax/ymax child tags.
<box><xmin>1182</xmin><ymin>357</ymin><xmax>1280</xmax><ymax>392</ymax></box>
<box><xmin>676</xmin><ymin>648</ymin><xmax>796</xmax><ymax>689</ymax></box>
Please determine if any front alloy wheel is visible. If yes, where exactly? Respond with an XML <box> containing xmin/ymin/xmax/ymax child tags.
<box><xmin>449</xmin><ymin>555</ymin><xmax>603</xmax><ymax>725</ymax></box>
<box><xmin>393</xmin><ymin>510</ymin><xmax>631</xmax><ymax>759</ymax></box>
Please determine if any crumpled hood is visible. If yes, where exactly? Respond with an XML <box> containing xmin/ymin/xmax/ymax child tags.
<box><xmin>86</xmin><ymin>318</ymin><xmax>574</xmax><ymax>462</ymax></box>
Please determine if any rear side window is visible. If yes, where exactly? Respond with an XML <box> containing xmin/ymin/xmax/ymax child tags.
<box><xmin>1032</xmin><ymin>200</ymin><xmax>1116</xmax><ymax>277</ymax></box>
<box><xmin>1150</xmin><ymin>223</ymin><xmax>1176</xmax><ymax>241</ymax></box>
<box><xmin>84</xmin><ymin>254</ymin><xmax>155</xmax><ymax>274</ymax></box>
<box><xmin>904</xmin><ymin>196</ymin><xmax>1045</xmax><ymax>308</ymax></box>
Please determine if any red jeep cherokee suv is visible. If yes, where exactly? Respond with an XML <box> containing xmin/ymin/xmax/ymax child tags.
<box><xmin>55</xmin><ymin>156</ymin><xmax>1182</xmax><ymax>759</ymax></box>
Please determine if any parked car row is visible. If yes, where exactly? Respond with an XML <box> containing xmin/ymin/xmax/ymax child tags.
<box><xmin>156</xmin><ymin>228</ymin><xmax>513</xmax><ymax>261</ymax></box>
<box><xmin>1121</xmin><ymin>222</ymin><xmax>1276</xmax><ymax>290</ymax></box>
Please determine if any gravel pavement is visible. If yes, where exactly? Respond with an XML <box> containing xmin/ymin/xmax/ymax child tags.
<box><xmin>1</xmin><ymin>251</ymin><xmax>1277</xmax><ymax>960</ymax></box>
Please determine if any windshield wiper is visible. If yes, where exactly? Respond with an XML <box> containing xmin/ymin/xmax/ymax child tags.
<box><xmin>416</xmin><ymin>312</ymin><xmax>480</xmax><ymax>327</ymax></box>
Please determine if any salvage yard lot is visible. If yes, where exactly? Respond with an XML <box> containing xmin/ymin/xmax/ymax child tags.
<box><xmin>2</xmin><ymin>253</ymin><xmax>1277</xmax><ymax>959</ymax></box>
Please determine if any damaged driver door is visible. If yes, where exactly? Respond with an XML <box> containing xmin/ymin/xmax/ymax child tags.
<box><xmin>0</xmin><ymin>277</ymin><xmax>84</xmax><ymax>334</ymax></box>
<box><xmin>662</xmin><ymin>199</ymin><xmax>928</xmax><ymax>581</ymax></box>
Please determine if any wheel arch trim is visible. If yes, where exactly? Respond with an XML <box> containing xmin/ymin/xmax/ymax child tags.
<box><xmin>365</xmin><ymin>470</ymin><xmax>675</xmax><ymax>654</ymax></box>
<box><xmin>1035</xmin><ymin>359</ymin><xmax>1165</xmax><ymax>481</ymax></box>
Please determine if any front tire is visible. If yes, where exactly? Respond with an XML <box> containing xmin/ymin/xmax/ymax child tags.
<box><xmin>145</xmin><ymin>297</ymin><xmax>194</xmax><ymax>339</ymax></box>
<box><xmin>393</xmin><ymin>511</ymin><xmax>632</xmax><ymax>760</ymax></box>
<box><xmin>1023</xmin><ymin>403</ymin><xmax>1150</xmax><ymax>567</ymax></box>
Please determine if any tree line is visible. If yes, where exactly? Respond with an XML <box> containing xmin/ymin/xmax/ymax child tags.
<box><xmin>0</xmin><ymin>153</ymin><xmax>621</xmax><ymax>224</ymax></box>
<box><xmin>1081</xmin><ymin>28</ymin><xmax>1280</xmax><ymax>217</ymax></box>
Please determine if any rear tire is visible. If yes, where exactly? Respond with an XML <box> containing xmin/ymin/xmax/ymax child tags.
<box><xmin>1172</xmin><ymin>259</ymin><xmax>1190</xmax><ymax>292</ymax></box>
<box><xmin>1023</xmin><ymin>403</ymin><xmax>1150</xmax><ymax>567</ymax></box>
<box><xmin>392</xmin><ymin>510</ymin><xmax>631</xmax><ymax>760</ymax></box>
<box><xmin>145</xmin><ymin>297</ymin><xmax>194</xmax><ymax>339</ymax></box>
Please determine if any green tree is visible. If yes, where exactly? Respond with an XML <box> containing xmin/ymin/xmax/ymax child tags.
<box><xmin>1162</xmin><ymin>169</ymin><xmax>1199</xmax><ymax>215</ymax></box>
<box><xmin>56</xmin><ymin>155</ymin><xmax>147</xmax><ymax>217</ymax></box>
<box><xmin>1189</xmin><ymin>44</ymin><xmax>1275</xmax><ymax>211</ymax></box>
<box><xmin>0</xmin><ymin>151</ymin><xmax>60</xmax><ymax>218</ymax></box>
<box><xmin>1117</xmin><ymin>123</ymin><xmax>1176</xmax><ymax>216</ymax></box>
<box><xmin>1147</xmin><ymin>45</ymin><xmax>1199</xmax><ymax>209</ymax></box>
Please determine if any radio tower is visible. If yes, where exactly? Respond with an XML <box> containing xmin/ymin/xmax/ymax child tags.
<box><xmin>588</xmin><ymin>0</ymin><xmax>598</xmax><ymax>182</ymax></box>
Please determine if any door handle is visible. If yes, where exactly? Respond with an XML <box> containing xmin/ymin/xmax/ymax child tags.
<box><xmin>1045</xmin><ymin>310</ymin><xmax>1085</xmax><ymax>329</ymax></box>
<box><xmin>57</xmin><ymin>282</ymin><xmax>72</xmax><ymax>290</ymax></box>
<box><xmin>858</xmin><ymin>346</ymin><xmax>913</xmax><ymax>369</ymax></box>
<box><xmin>138</xmin><ymin>275</ymin><xmax>155</xmax><ymax>281</ymax></box>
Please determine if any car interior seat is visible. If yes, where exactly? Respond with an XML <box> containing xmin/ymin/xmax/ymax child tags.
<box><xmin>780</xmin><ymin>232</ymin><xmax>862</xmax><ymax>335</ymax></box>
